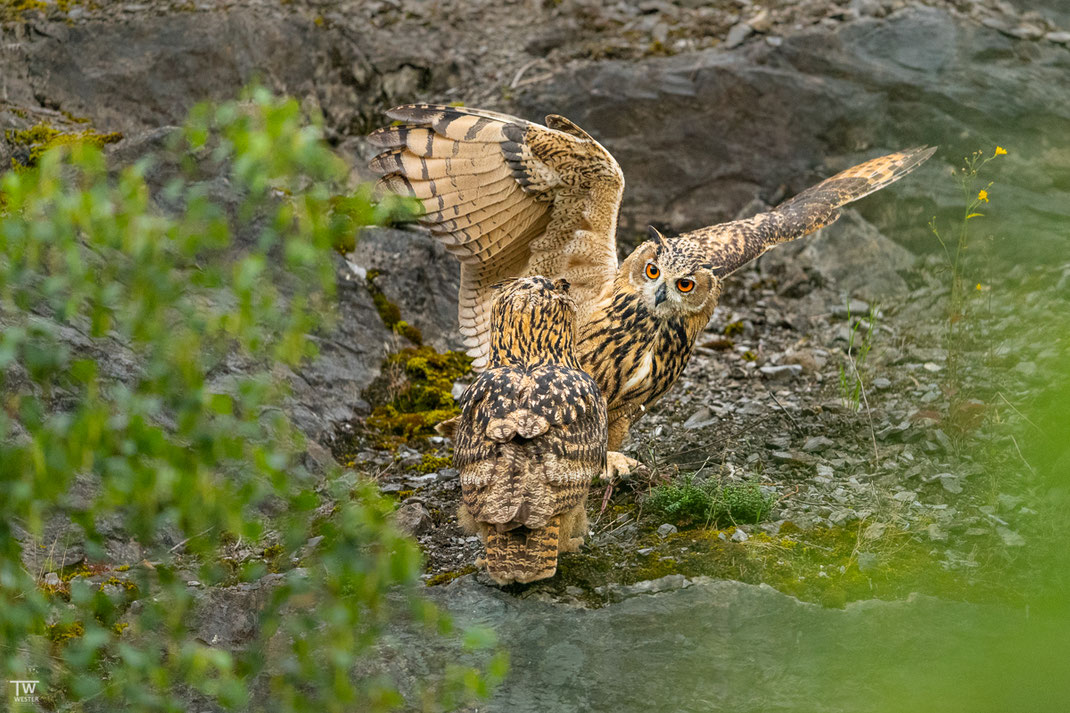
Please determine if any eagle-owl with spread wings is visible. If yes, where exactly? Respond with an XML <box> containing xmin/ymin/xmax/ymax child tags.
<box><xmin>452</xmin><ymin>276</ymin><xmax>606</xmax><ymax>585</ymax></box>
<box><xmin>370</xmin><ymin>105</ymin><xmax>934</xmax><ymax>479</ymax></box>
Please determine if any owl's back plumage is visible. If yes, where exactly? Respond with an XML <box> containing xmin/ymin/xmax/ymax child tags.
<box><xmin>452</xmin><ymin>277</ymin><xmax>607</xmax><ymax>585</ymax></box>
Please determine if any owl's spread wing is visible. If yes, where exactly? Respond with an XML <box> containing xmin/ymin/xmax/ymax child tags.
<box><xmin>681</xmin><ymin>146</ymin><xmax>936</xmax><ymax>276</ymax></box>
<box><xmin>454</xmin><ymin>366</ymin><xmax>608</xmax><ymax>529</ymax></box>
<box><xmin>369</xmin><ymin>105</ymin><xmax>624</xmax><ymax>369</ymax></box>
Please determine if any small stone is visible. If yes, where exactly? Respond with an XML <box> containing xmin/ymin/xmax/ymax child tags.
<box><xmin>997</xmin><ymin>493</ymin><xmax>1023</xmax><ymax>511</ymax></box>
<box><xmin>1014</xmin><ymin>361</ymin><xmax>1037</xmax><ymax>377</ymax></box>
<box><xmin>395</xmin><ymin>501</ymin><xmax>433</xmax><ymax>536</ymax></box>
<box><xmin>831</xmin><ymin>299</ymin><xmax>870</xmax><ymax>317</ymax></box>
<box><xmin>637</xmin><ymin>547</ymin><xmax>655</xmax><ymax>556</ymax></box>
<box><xmin>657</xmin><ymin>523</ymin><xmax>678</xmax><ymax>538</ymax></box>
<box><xmin>893</xmin><ymin>490</ymin><xmax>917</xmax><ymax>502</ymax></box>
<box><xmin>724</xmin><ymin>22</ymin><xmax>754</xmax><ymax>49</ymax></box>
<box><xmin>816</xmin><ymin>464</ymin><xmax>835</xmax><ymax>478</ymax></box>
<box><xmin>44</xmin><ymin>572</ymin><xmax>61</xmax><ymax>586</ymax></box>
<box><xmin>436</xmin><ymin>467</ymin><xmax>459</xmax><ymax>481</ymax></box>
<box><xmin>802</xmin><ymin>436</ymin><xmax>834</xmax><ymax>452</ymax></box>
<box><xmin>872</xmin><ymin>377</ymin><xmax>891</xmax><ymax>390</ymax></box>
<box><xmin>926</xmin><ymin>523</ymin><xmax>948</xmax><ymax>541</ymax></box>
<box><xmin>683</xmin><ymin>407</ymin><xmax>717</xmax><ymax>430</ymax></box>
<box><xmin>857</xmin><ymin>551</ymin><xmax>878</xmax><ymax>571</ymax></box>
<box><xmin>939</xmin><ymin>476</ymin><xmax>963</xmax><ymax>494</ymax></box>
<box><xmin>922</xmin><ymin>362</ymin><xmax>943</xmax><ymax>372</ymax></box>
<box><xmin>1047</xmin><ymin>31</ymin><xmax>1070</xmax><ymax>44</ymax></box>
<box><xmin>759</xmin><ymin>364</ymin><xmax>803</xmax><ymax>380</ymax></box>
<box><xmin>772</xmin><ymin>450</ymin><xmax>811</xmax><ymax>466</ymax></box>
<box><xmin>864</xmin><ymin>522</ymin><xmax>887</xmax><ymax>539</ymax></box>
<box><xmin>997</xmin><ymin>527</ymin><xmax>1025</xmax><ymax>547</ymax></box>
<box><xmin>829</xmin><ymin>509</ymin><xmax>855</xmax><ymax>526</ymax></box>
<box><xmin>747</xmin><ymin>9</ymin><xmax>771</xmax><ymax>32</ymax></box>
<box><xmin>187</xmin><ymin>580</ymin><xmax>201</xmax><ymax>588</ymax></box>
<box><xmin>731</xmin><ymin>528</ymin><xmax>749</xmax><ymax>542</ymax></box>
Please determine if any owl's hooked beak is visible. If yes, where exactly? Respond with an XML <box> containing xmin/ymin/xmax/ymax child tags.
<box><xmin>654</xmin><ymin>283</ymin><xmax>667</xmax><ymax>306</ymax></box>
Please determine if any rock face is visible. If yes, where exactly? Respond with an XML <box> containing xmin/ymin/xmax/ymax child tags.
<box><xmin>759</xmin><ymin>209</ymin><xmax>918</xmax><ymax>300</ymax></box>
<box><xmin>514</xmin><ymin>6</ymin><xmax>1070</xmax><ymax>260</ymax></box>
<box><xmin>0</xmin><ymin>7</ymin><xmax>458</xmax><ymax>140</ymax></box>
<box><xmin>347</xmin><ymin>228</ymin><xmax>463</xmax><ymax>353</ymax></box>
<box><xmin>289</xmin><ymin>254</ymin><xmax>394</xmax><ymax>442</ymax></box>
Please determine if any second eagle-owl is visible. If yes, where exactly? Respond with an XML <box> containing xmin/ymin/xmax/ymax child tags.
<box><xmin>453</xmin><ymin>276</ymin><xmax>607</xmax><ymax>585</ymax></box>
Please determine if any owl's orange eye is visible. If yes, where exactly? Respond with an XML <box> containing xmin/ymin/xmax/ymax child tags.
<box><xmin>645</xmin><ymin>263</ymin><xmax>660</xmax><ymax>280</ymax></box>
<box><xmin>676</xmin><ymin>278</ymin><xmax>695</xmax><ymax>293</ymax></box>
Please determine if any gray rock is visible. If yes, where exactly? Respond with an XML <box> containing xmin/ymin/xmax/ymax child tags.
<box><xmin>939</xmin><ymin>476</ymin><xmax>963</xmax><ymax>494</ymax></box>
<box><xmin>347</xmin><ymin>228</ymin><xmax>463</xmax><ymax>353</ymax></box>
<box><xmin>657</xmin><ymin>523</ymin><xmax>678</xmax><ymax>538</ymax></box>
<box><xmin>683</xmin><ymin>407</ymin><xmax>718</xmax><ymax>430</ymax></box>
<box><xmin>44</xmin><ymin>572</ymin><xmax>61</xmax><ymax>587</ymax></box>
<box><xmin>395</xmin><ymin>501</ymin><xmax>434</xmax><ymax>536</ymax></box>
<box><xmin>731</xmin><ymin>528</ymin><xmax>749</xmax><ymax>542</ymax></box>
<box><xmin>997</xmin><ymin>527</ymin><xmax>1025</xmax><ymax>547</ymax></box>
<box><xmin>873</xmin><ymin>377</ymin><xmax>892</xmax><ymax>390</ymax></box>
<box><xmin>724</xmin><ymin>22</ymin><xmax>754</xmax><ymax>49</ymax></box>
<box><xmin>926</xmin><ymin>523</ymin><xmax>948</xmax><ymax>541</ymax></box>
<box><xmin>802</xmin><ymin>436</ymin><xmax>834</xmax><ymax>452</ymax></box>
<box><xmin>857</xmin><ymin>551</ymin><xmax>879</xmax><ymax>571</ymax></box>
<box><xmin>831</xmin><ymin>299</ymin><xmax>872</xmax><ymax>318</ymax></box>
<box><xmin>759</xmin><ymin>364</ymin><xmax>803</xmax><ymax>380</ymax></box>
<box><xmin>766</xmin><ymin>211</ymin><xmax>915</xmax><ymax>299</ymax></box>
<box><xmin>517</xmin><ymin>6</ymin><xmax>1070</xmax><ymax>263</ymax></box>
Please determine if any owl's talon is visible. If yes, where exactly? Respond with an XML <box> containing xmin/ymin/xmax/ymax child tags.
<box><xmin>604</xmin><ymin>451</ymin><xmax>643</xmax><ymax>484</ymax></box>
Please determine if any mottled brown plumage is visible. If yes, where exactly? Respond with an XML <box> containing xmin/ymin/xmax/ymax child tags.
<box><xmin>452</xmin><ymin>277</ymin><xmax>607</xmax><ymax>585</ymax></box>
<box><xmin>371</xmin><ymin>104</ymin><xmax>934</xmax><ymax>477</ymax></box>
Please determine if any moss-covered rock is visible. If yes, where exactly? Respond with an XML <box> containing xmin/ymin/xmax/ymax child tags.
<box><xmin>364</xmin><ymin>345</ymin><xmax>471</xmax><ymax>444</ymax></box>
<box><xmin>5</xmin><ymin>122</ymin><xmax>123</xmax><ymax>170</ymax></box>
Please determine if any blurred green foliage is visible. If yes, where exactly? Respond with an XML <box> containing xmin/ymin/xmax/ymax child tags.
<box><xmin>0</xmin><ymin>88</ymin><xmax>502</xmax><ymax>711</ymax></box>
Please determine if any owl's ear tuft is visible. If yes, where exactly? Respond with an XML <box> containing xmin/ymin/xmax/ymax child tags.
<box><xmin>647</xmin><ymin>226</ymin><xmax>668</xmax><ymax>245</ymax></box>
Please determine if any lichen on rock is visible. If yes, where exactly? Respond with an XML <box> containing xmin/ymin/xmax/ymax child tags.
<box><xmin>4</xmin><ymin>122</ymin><xmax>123</xmax><ymax>170</ymax></box>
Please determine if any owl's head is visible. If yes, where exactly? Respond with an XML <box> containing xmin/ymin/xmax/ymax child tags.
<box><xmin>489</xmin><ymin>276</ymin><xmax>578</xmax><ymax>366</ymax></box>
<box><xmin>624</xmin><ymin>228</ymin><xmax>720</xmax><ymax>320</ymax></box>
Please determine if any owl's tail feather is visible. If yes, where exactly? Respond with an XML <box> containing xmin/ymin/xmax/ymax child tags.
<box><xmin>484</xmin><ymin>515</ymin><xmax>561</xmax><ymax>585</ymax></box>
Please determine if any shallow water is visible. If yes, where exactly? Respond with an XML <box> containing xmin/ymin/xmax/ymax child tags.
<box><xmin>432</xmin><ymin>576</ymin><xmax>1069</xmax><ymax>713</ymax></box>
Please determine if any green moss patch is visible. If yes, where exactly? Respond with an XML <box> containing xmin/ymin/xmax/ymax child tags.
<box><xmin>426</xmin><ymin>565</ymin><xmax>477</xmax><ymax>587</ymax></box>
<box><xmin>366</xmin><ymin>269</ymin><xmax>423</xmax><ymax>344</ymax></box>
<box><xmin>5</xmin><ymin>122</ymin><xmax>123</xmax><ymax>170</ymax></box>
<box><xmin>548</xmin><ymin>505</ymin><xmax>1011</xmax><ymax>609</ymax></box>
<box><xmin>365</xmin><ymin>345</ymin><xmax>471</xmax><ymax>444</ymax></box>
<box><xmin>646</xmin><ymin>476</ymin><xmax>774</xmax><ymax>527</ymax></box>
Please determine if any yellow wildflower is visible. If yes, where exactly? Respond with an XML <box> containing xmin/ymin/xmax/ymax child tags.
<box><xmin>995</xmin><ymin>146</ymin><xmax>1007</xmax><ymax>156</ymax></box>
<box><xmin>976</xmin><ymin>283</ymin><xmax>982</xmax><ymax>291</ymax></box>
<box><xmin>978</xmin><ymin>189</ymin><xmax>989</xmax><ymax>203</ymax></box>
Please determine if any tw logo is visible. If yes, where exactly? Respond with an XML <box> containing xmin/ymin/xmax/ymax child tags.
<box><xmin>9</xmin><ymin>680</ymin><xmax>40</xmax><ymax>703</ymax></box>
